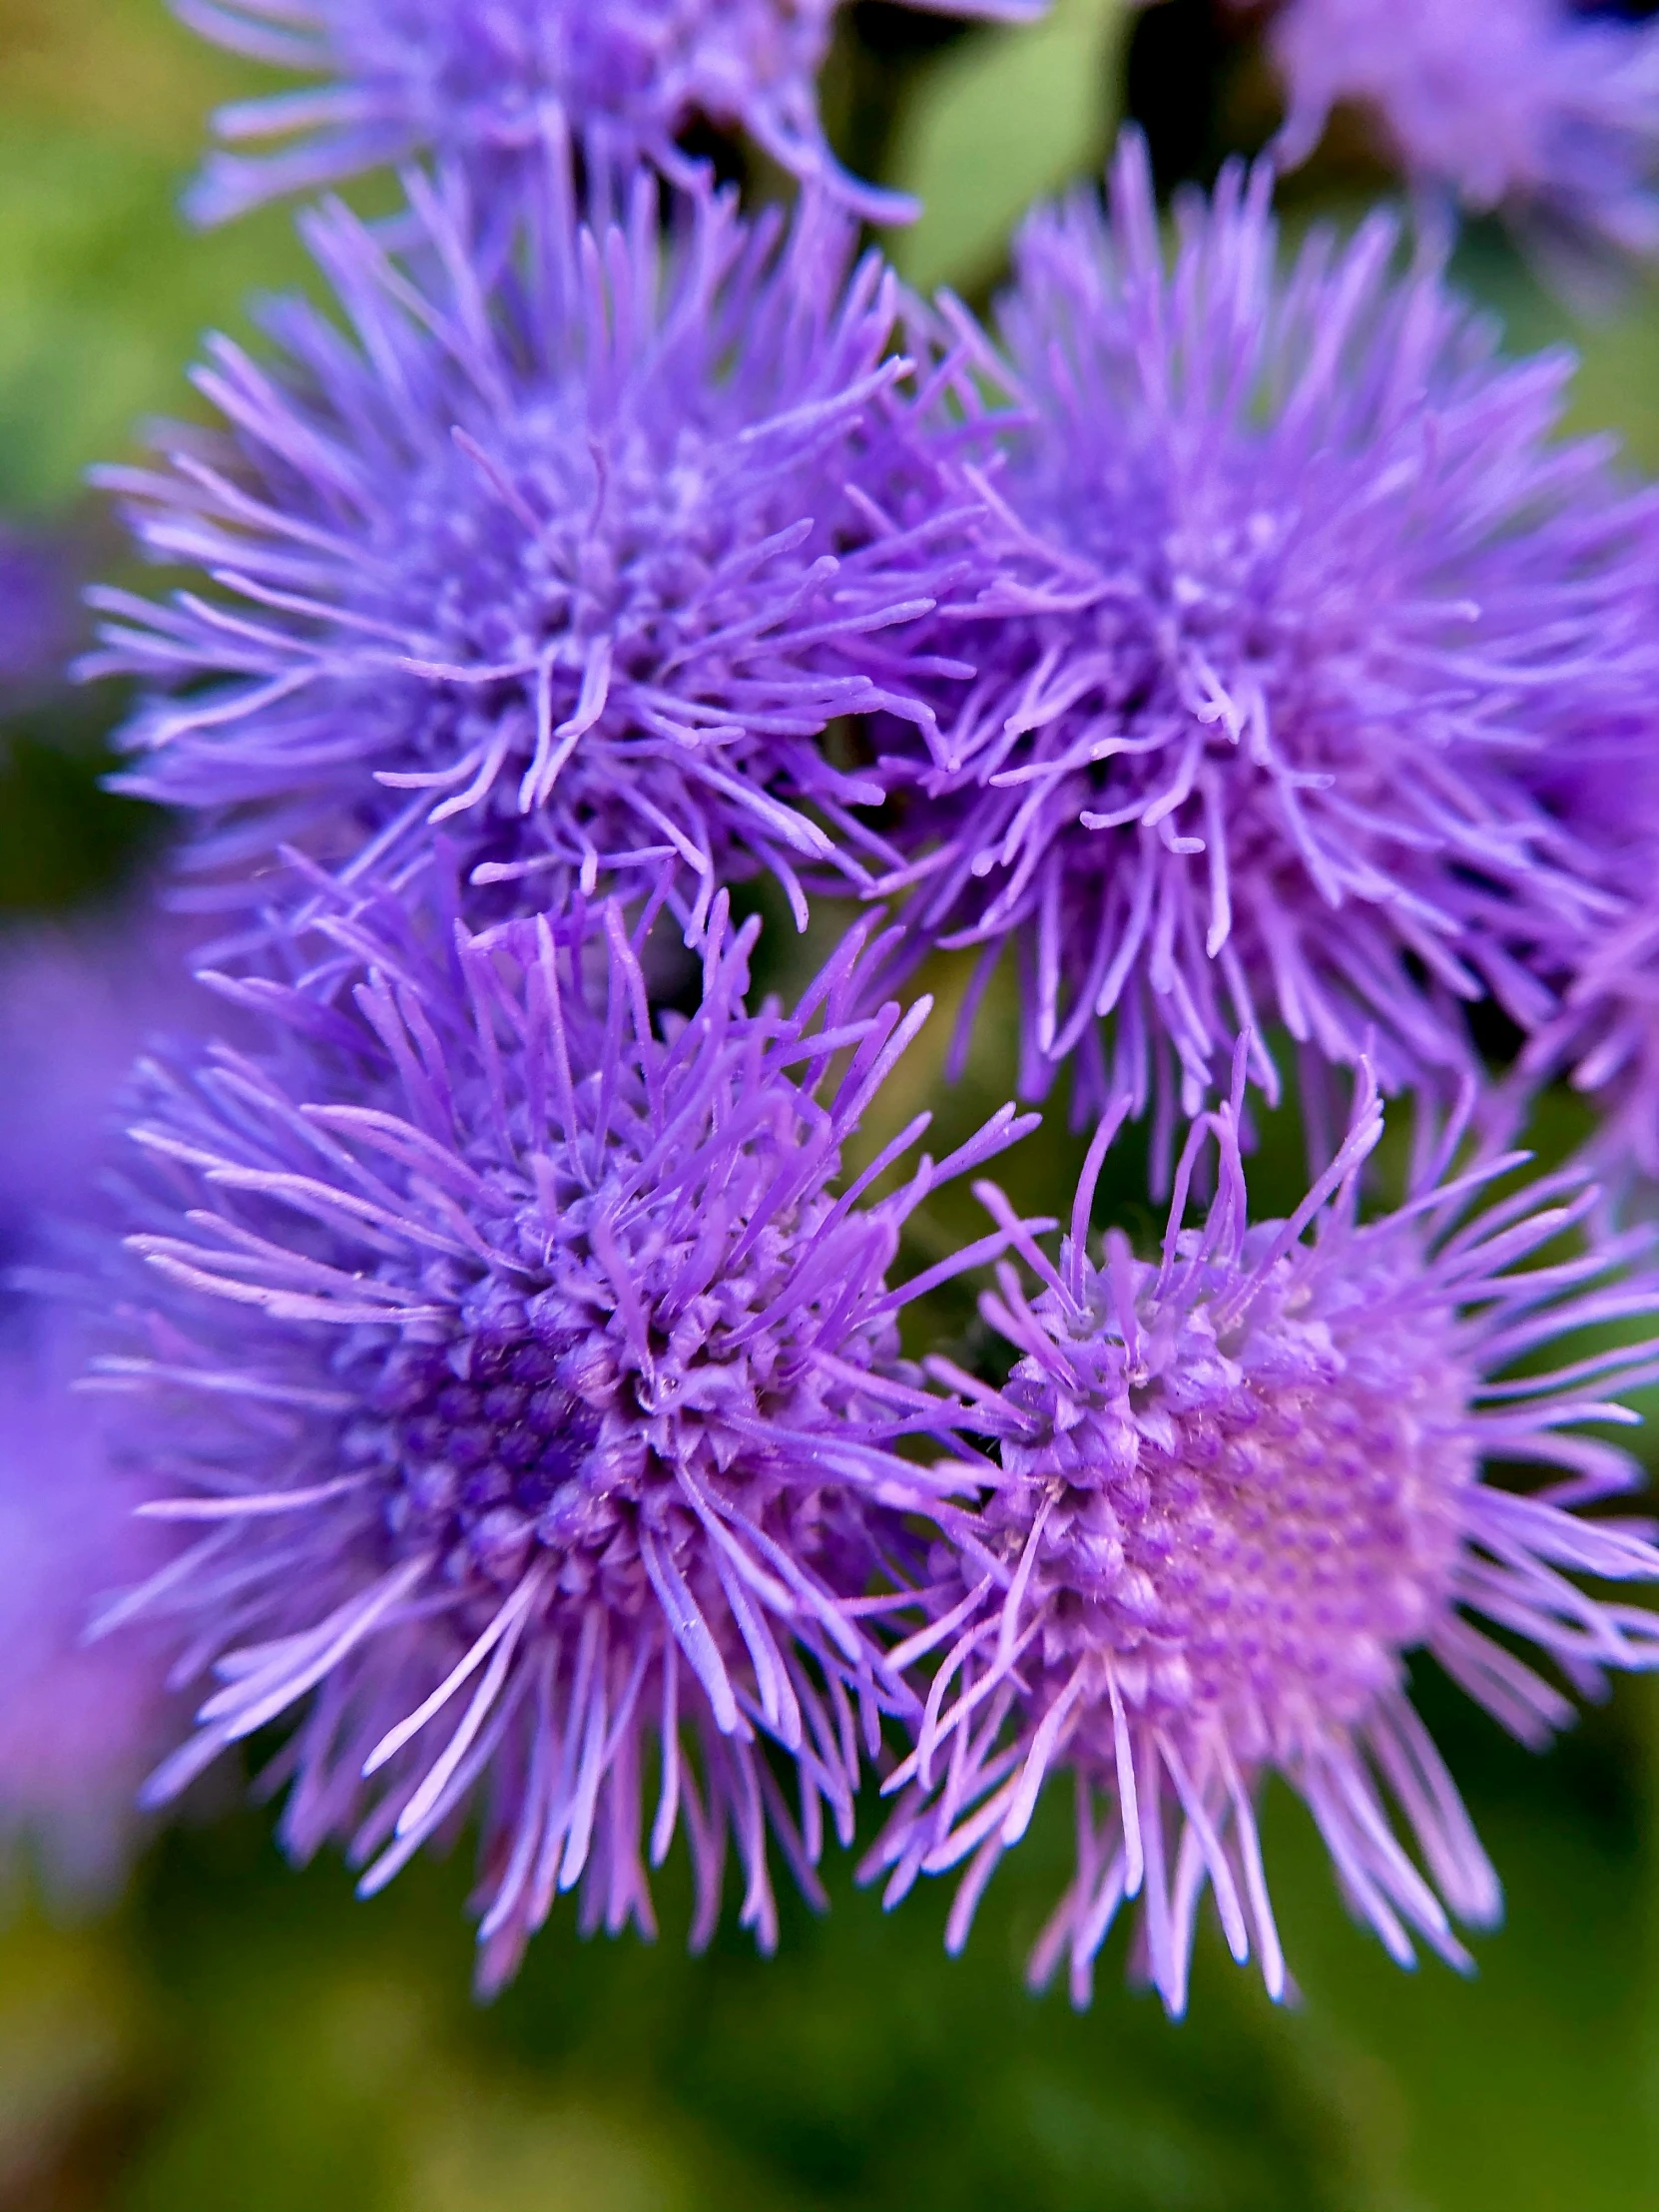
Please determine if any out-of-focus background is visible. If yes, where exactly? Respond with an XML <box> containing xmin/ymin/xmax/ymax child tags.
<box><xmin>4</xmin><ymin>2</ymin><xmax>1659</xmax><ymax>2206</ymax></box>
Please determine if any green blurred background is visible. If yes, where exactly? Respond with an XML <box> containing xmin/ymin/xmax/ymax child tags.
<box><xmin>5</xmin><ymin>3</ymin><xmax>1659</xmax><ymax>2206</ymax></box>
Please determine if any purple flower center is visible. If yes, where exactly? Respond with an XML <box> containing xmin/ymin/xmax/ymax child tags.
<box><xmin>1001</xmin><ymin>1265</ymin><xmax>1478</xmax><ymax>1749</ymax></box>
<box><xmin>1002</xmin><ymin>439</ymin><xmax>1432</xmax><ymax>884</ymax></box>
<box><xmin>371</xmin><ymin>1324</ymin><xmax>607</xmax><ymax>1594</ymax></box>
<box><xmin>391</xmin><ymin>414</ymin><xmax>723</xmax><ymax>717</ymax></box>
<box><xmin>311</xmin><ymin>1132</ymin><xmax>853</xmax><ymax>1641</ymax></box>
<box><xmin>332</xmin><ymin>394</ymin><xmax>863</xmax><ymax>878</ymax></box>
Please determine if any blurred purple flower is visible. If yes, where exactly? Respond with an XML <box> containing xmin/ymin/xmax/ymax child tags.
<box><xmin>0</xmin><ymin>1324</ymin><xmax>176</xmax><ymax>1899</ymax></box>
<box><xmin>1514</xmin><ymin>745</ymin><xmax>1659</xmax><ymax>1177</ymax></box>
<box><xmin>1532</xmin><ymin>894</ymin><xmax>1659</xmax><ymax>1178</ymax></box>
<box><xmin>874</xmin><ymin>134</ymin><xmax>1657</xmax><ymax>1135</ymax></box>
<box><xmin>863</xmin><ymin>1062</ymin><xmax>1659</xmax><ymax>2014</ymax></box>
<box><xmin>174</xmin><ymin>0</ymin><xmax>1048</xmax><ymax>226</ymax></box>
<box><xmin>0</xmin><ymin>918</ymin><xmax>208</xmax><ymax>1898</ymax></box>
<box><xmin>88</xmin><ymin>145</ymin><xmax>973</xmax><ymax>944</ymax></box>
<box><xmin>0</xmin><ymin>527</ymin><xmax>75</xmax><ymax>710</ymax></box>
<box><xmin>1487</xmin><ymin>674</ymin><xmax>1659</xmax><ymax>1177</ymax></box>
<box><xmin>1260</xmin><ymin>0</ymin><xmax>1659</xmax><ymax>276</ymax></box>
<box><xmin>0</xmin><ymin>919</ymin><xmax>210</xmax><ymax>1262</ymax></box>
<box><xmin>96</xmin><ymin>887</ymin><xmax>1031</xmax><ymax>1987</ymax></box>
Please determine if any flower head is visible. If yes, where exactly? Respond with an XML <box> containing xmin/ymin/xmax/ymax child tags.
<box><xmin>96</xmin><ymin>885</ymin><xmax>1031</xmax><ymax>1987</ymax></box>
<box><xmin>874</xmin><ymin>135</ymin><xmax>1656</xmax><ymax>1131</ymax></box>
<box><xmin>174</xmin><ymin>0</ymin><xmax>1047</xmax><ymax>227</ymax></box>
<box><xmin>864</xmin><ymin>1059</ymin><xmax>1659</xmax><ymax>2014</ymax></box>
<box><xmin>89</xmin><ymin>145</ymin><xmax>972</xmax><ymax>944</ymax></box>
<box><xmin>1260</xmin><ymin>0</ymin><xmax>1659</xmax><ymax>276</ymax></box>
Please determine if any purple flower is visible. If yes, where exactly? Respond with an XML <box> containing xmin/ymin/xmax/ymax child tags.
<box><xmin>95</xmin><ymin>886</ymin><xmax>1032</xmax><ymax>1988</ymax></box>
<box><xmin>173</xmin><ymin>0</ymin><xmax>1047</xmax><ymax>226</ymax></box>
<box><xmin>1491</xmin><ymin>689</ymin><xmax>1659</xmax><ymax>1176</ymax></box>
<box><xmin>863</xmin><ymin>1061</ymin><xmax>1659</xmax><ymax>2014</ymax></box>
<box><xmin>0</xmin><ymin>526</ymin><xmax>74</xmax><ymax>710</ymax></box>
<box><xmin>1515</xmin><ymin>753</ymin><xmax>1659</xmax><ymax>1177</ymax></box>
<box><xmin>874</xmin><ymin>134</ymin><xmax>1656</xmax><ymax>1135</ymax></box>
<box><xmin>0</xmin><ymin>915</ymin><xmax>212</xmax><ymax>1262</ymax></box>
<box><xmin>87</xmin><ymin>144</ymin><xmax>974</xmax><ymax>944</ymax></box>
<box><xmin>1259</xmin><ymin>0</ymin><xmax>1659</xmax><ymax>276</ymax></box>
<box><xmin>0</xmin><ymin>917</ymin><xmax>206</xmax><ymax>1897</ymax></box>
<box><xmin>1533</xmin><ymin>894</ymin><xmax>1659</xmax><ymax>1178</ymax></box>
<box><xmin>0</xmin><ymin>1323</ymin><xmax>176</xmax><ymax>1899</ymax></box>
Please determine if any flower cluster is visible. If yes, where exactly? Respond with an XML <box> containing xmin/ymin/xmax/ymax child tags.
<box><xmin>49</xmin><ymin>0</ymin><xmax>1659</xmax><ymax>2012</ymax></box>
<box><xmin>174</xmin><ymin>0</ymin><xmax>1047</xmax><ymax>226</ymax></box>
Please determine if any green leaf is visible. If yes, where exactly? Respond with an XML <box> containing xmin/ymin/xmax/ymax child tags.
<box><xmin>883</xmin><ymin>0</ymin><xmax>1129</xmax><ymax>297</ymax></box>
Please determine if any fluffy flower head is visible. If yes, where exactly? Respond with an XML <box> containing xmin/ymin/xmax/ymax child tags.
<box><xmin>98</xmin><ymin>885</ymin><xmax>1031</xmax><ymax>1986</ymax></box>
<box><xmin>866</xmin><ymin>1060</ymin><xmax>1659</xmax><ymax>2014</ymax></box>
<box><xmin>877</xmin><ymin>135</ymin><xmax>1655</xmax><ymax>1129</ymax></box>
<box><xmin>90</xmin><ymin>147</ymin><xmax>970</xmax><ymax>942</ymax></box>
<box><xmin>174</xmin><ymin>0</ymin><xmax>1047</xmax><ymax>226</ymax></box>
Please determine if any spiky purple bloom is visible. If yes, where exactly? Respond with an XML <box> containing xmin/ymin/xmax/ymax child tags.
<box><xmin>88</xmin><ymin>146</ymin><xmax>974</xmax><ymax>943</ymax></box>
<box><xmin>96</xmin><ymin>887</ymin><xmax>1031</xmax><ymax>1987</ymax></box>
<box><xmin>1258</xmin><ymin>0</ymin><xmax>1659</xmax><ymax>273</ymax></box>
<box><xmin>864</xmin><ymin>1063</ymin><xmax>1659</xmax><ymax>2014</ymax></box>
<box><xmin>873</xmin><ymin>134</ymin><xmax>1657</xmax><ymax>1132</ymax></box>
<box><xmin>173</xmin><ymin>0</ymin><xmax>1047</xmax><ymax>226</ymax></box>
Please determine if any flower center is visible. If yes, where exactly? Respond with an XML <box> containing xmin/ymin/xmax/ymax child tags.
<box><xmin>406</xmin><ymin>415</ymin><xmax>708</xmax><ymax>671</ymax></box>
<box><xmin>1015</xmin><ymin>1319</ymin><xmax>1475</xmax><ymax>1752</ymax></box>
<box><xmin>366</xmin><ymin>1324</ymin><xmax>614</xmax><ymax>1595</ymax></box>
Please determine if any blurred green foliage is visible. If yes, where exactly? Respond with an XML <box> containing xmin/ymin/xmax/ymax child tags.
<box><xmin>4</xmin><ymin>2</ymin><xmax>1659</xmax><ymax>2207</ymax></box>
<box><xmin>882</xmin><ymin>0</ymin><xmax>1128</xmax><ymax>293</ymax></box>
<box><xmin>0</xmin><ymin>0</ymin><xmax>307</xmax><ymax>511</ymax></box>
<box><xmin>7</xmin><ymin>1674</ymin><xmax>1658</xmax><ymax>2212</ymax></box>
